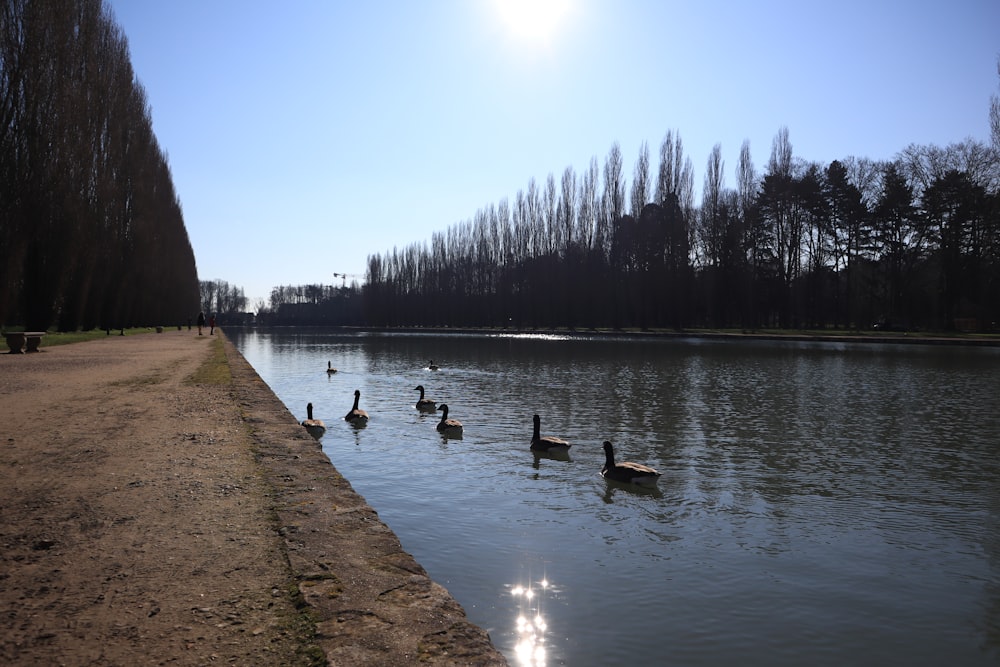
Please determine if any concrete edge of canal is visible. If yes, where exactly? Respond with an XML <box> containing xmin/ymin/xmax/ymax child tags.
<box><xmin>221</xmin><ymin>336</ymin><xmax>509</xmax><ymax>666</ymax></box>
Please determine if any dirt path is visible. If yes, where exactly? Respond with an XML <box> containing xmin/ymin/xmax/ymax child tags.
<box><xmin>0</xmin><ymin>330</ymin><xmax>506</xmax><ymax>666</ymax></box>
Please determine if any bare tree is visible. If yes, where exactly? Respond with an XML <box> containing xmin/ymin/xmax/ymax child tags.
<box><xmin>579</xmin><ymin>156</ymin><xmax>600</xmax><ymax>252</ymax></box>
<box><xmin>544</xmin><ymin>172</ymin><xmax>558</xmax><ymax>256</ymax></box>
<box><xmin>898</xmin><ymin>139</ymin><xmax>999</xmax><ymax>197</ymax></box>
<box><xmin>598</xmin><ymin>142</ymin><xmax>625</xmax><ymax>263</ymax></box>
<box><xmin>758</xmin><ymin>127</ymin><xmax>802</xmax><ymax>325</ymax></box>
<box><xmin>736</xmin><ymin>140</ymin><xmax>757</xmax><ymax>220</ymax></box>
<box><xmin>525</xmin><ymin>177</ymin><xmax>543</xmax><ymax>257</ymax></box>
<box><xmin>991</xmin><ymin>56</ymin><xmax>1000</xmax><ymax>151</ymax></box>
<box><xmin>558</xmin><ymin>166</ymin><xmax>577</xmax><ymax>255</ymax></box>
<box><xmin>630</xmin><ymin>140</ymin><xmax>650</xmax><ymax>219</ymax></box>
<box><xmin>655</xmin><ymin>130</ymin><xmax>680</xmax><ymax>204</ymax></box>
<box><xmin>699</xmin><ymin>143</ymin><xmax>725</xmax><ymax>269</ymax></box>
<box><xmin>768</xmin><ymin>126</ymin><xmax>793</xmax><ymax>179</ymax></box>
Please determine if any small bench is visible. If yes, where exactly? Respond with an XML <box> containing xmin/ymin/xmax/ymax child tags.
<box><xmin>4</xmin><ymin>331</ymin><xmax>46</xmax><ymax>353</ymax></box>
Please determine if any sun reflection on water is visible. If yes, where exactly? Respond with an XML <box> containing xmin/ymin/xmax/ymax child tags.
<box><xmin>510</xmin><ymin>578</ymin><xmax>554</xmax><ymax>666</ymax></box>
<box><xmin>491</xmin><ymin>332</ymin><xmax>573</xmax><ymax>341</ymax></box>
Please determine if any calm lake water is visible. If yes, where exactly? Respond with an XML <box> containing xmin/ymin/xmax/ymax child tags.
<box><xmin>229</xmin><ymin>329</ymin><xmax>1000</xmax><ymax>666</ymax></box>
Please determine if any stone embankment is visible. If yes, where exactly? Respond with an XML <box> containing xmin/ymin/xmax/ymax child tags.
<box><xmin>223</xmin><ymin>334</ymin><xmax>508</xmax><ymax>666</ymax></box>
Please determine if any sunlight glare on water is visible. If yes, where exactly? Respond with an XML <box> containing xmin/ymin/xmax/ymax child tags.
<box><xmin>510</xmin><ymin>579</ymin><xmax>552</xmax><ymax>666</ymax></box>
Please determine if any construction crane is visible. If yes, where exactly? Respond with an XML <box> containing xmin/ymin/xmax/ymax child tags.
<box><xmin>333</xmin><ymin>272</ymin><xmax>362</xmax><ymax>287</ymax></box>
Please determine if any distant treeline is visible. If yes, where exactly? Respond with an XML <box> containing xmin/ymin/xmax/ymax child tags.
<box><xmin>363</xmin><ymin>126</ymin><xmax>1000</xmax><ymax>332</ymax></box>
<box><xmin>253</xmin><ymin>283</ymin><xmax>364</xmax><ymax>326</ymax></box>
<box><xmin>0</xmin><ymin>0</ymin><xmax>199</xmax><ymax>331</ymax></box>
<box><xmin>196</xmin><ymin>279</ymin><xmax>252</xmax><ymax>325</ymax></box>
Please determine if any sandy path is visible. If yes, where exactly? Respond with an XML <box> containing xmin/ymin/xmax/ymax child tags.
<box><xmin>1</xmin><ymin>330</ymin><xmax>315</xmax><ymax>665</ymax></box>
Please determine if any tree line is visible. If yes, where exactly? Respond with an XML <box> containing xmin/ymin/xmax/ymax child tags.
<box><xmin>363</xmin><ymin>118</ymin><xmax>1000</xmax><ymax>332</ymax></box>
<box><xmin>198</xmin><ymin>279</ymin><xmax>250</xmax><ymax>326</ymax></box>
<box><xmin>1</xmin><ymin>0</ymin><xmax>199</xmax><ymax>331</ymax></box>
<box><xmin>254</xmin><ymin>283</ymin><xmax>364</xmax><ymax>326</ymax></box>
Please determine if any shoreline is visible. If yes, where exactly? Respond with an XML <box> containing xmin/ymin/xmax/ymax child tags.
<box><xmin>236</xmin><ymin>324</ymin><xmax>1000</xmax><ymax>347</ymax></box>
<box><xmin>221</xmin><ymin>334</ymin><xmax>508</xmax><ymax>665</ymax></box>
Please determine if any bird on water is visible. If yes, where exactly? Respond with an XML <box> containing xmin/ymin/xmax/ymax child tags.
<box><xmin>530</xmin><ymin>414</ymin><xmax>571</xmax><ymax>453</ymax></box>
<box><xmin>414</xmin><ymin>385</ymin><xmax>437</xmax><ymax>411</ymax></box>
<box><xmin>436</xmin><ymin>403</ymin><xmax>463</xmax><ymax>437</ymax></box>
<box><xmin>301</xmin><ymin>402</ymin><xmax>326</xmax><ymax>439</ymax></box>
<box><xmin>345</xmin><ymin>389</ymin><xmax>369</xmax><ymax>425</ymax></box>
<box><xmin>601</xmin><ymin>440</ymin><xmax>661</xmax><ymax>487</ymax></box>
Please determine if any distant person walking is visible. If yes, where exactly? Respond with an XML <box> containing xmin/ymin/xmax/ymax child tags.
<box><xmin>209</xmin><ymin>314</ymin><xmax>216</xmax><ymax>335</ymax></box>
<box><xmin>197</xmin><ymin>311</ymin><xmax>205</xmax><ymax>335</ymax></box>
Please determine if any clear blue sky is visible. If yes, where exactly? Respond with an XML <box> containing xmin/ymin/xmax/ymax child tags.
<box><xmin>108</xmin><ymin>0</ymin><xmax>999</xmax><ymax>307</ymax></box>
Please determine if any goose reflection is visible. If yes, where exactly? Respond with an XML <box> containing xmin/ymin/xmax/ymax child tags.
<box><xmin>531</xmin><ymin>449</ymin><xmax>571</xmax><ymax>469</ymax></box>
<box><xmin>601</xmin><ymin>478</ymin><xmax>664</xmax><ymax>502</ymax></box>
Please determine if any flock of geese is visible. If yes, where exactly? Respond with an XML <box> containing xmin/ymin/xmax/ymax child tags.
<box><xmin>301</xmin><ymin>360</ymin><xmax>662</xmax><ymax>488</ymax></box>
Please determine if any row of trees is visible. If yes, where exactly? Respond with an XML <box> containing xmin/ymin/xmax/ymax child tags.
<box><xmin>363</xmin><ymin>121</ymin><xmax>1000</xmax><ymax>332</ymax></box>
<box><xmin>255</xmin><ymin>283</ymin><xmax>363</xmax><ymax>325</ymax></box>
<box><xmin>198</xmin><ymin>279</ymin><xmax>249</xmax><ymax>325</ymax></box>
<box><xmin>1</xmin><ymin>0</ymin><xmax>199</xmax><ymax>331</ymax></box>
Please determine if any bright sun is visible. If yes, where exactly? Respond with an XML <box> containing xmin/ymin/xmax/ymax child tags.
<box><xmin>494</xmin><ymin>0</ymin><xmax>570</xmax><ymax>43</ymax></box>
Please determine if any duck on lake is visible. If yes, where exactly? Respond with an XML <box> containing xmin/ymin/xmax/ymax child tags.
<box><xmin>326</xmin><ymin>361</ymin><xmax>337</xmax><ymax>374</ymax></box>
<box><xmin>530</xmin><ymin>414</ymin><xmax>571</xmax><ymax>453</ymax></box>
<box><xmin>344</xmin><ymin>389</ymin><xmax>369</xmax><ymax>426</ymax></box>
<box><xmin>601</xmin><ymin>440</ymin><xmax>661</xmax><ymax>487</ymax></box>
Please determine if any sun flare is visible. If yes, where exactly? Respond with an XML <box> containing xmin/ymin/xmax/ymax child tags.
<box><xmin>494</xmin><ymin>0</ymin><xmax>570</xmax><ymax>43</ymax></box>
